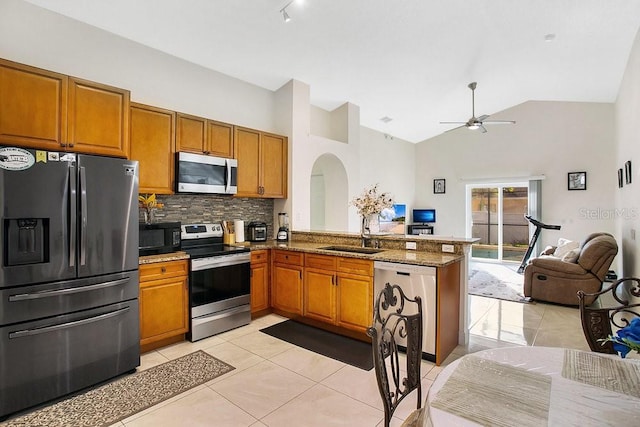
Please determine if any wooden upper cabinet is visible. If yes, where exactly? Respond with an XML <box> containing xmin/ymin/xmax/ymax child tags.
<box><xmin>176</xmin><ymin>113</ymin><xmax>234</xmax><ymax>158</ymax></box>
<box><xmin>207</xmin><ymin>120</ymin><xmax>234</xmax><ymax>157</ymax></box>
<box><xmin>235</xmin><ymin>127</ymin><xmax>261</xmax><ymax>197</ymax></box>
<box><xmin>67</xmin><ymin>78</ymin><xmax>130</xmax><ymax>157</ymax></box>
<box><xmin>0</xmin><ymin>59</ymin><xmax>67</xmax><ymax>150</ymax></box>
<box><xmin>262</xmin><ymin>133</ymin><xmax>287</xmax><ymax>198</ymax></box>
<box><xmin>0</xmin><ymin>59</ymin><xmax>130</xmax><ymax>157</ymax></box>
<box><xmin>235</xmin><ymin>126</ymin><xmax>287</xmax><ymax>198</ymax></box>
<box><xmin>130</xmin><ymin>103</ymin><xmax>176</xmax><ymax>194</ymax></box>
<box><xmin>176</xmin><ymin>113</ymin><xmax>206</xmax><ymax>153</ymax></box>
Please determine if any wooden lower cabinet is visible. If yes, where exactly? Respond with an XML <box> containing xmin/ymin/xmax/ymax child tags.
<box><xmin>335</xmin><ymin>272</ymin><xmax>373</xmax><ymax>333</ymax></box>
<box><xmin>304</xmin><ymin>268</ymin><xmax>336</xmax><ymax>323</ymax></box>
<box><xmin>139</xmin><ymin>259</ymin><xmax>189</xmax><ymax>352</ymax></box>
<box><xmin>250</xmin><ymin>250</ymin><xmax>270</xmax><ymax>314</ymax></box>
<box><xmin>271</xmin><ymin>250</ymin><xmax>303</xmax><ymax>315</ymax></box>
<box><xmin>303</xmin><ymin>254</ymin><xmax>373</xmax><ymax>334</ymax></box>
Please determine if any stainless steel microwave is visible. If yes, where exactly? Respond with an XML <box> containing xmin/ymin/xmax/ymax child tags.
<box><xmin>176</xmin><ymin>152</ymin><xmax>238</xmax><ymax>194</ymax></box>
<box><xmin>139</xmin><ymin>222</ymin><xmax>181</xmax><ymax>256</ymax></box>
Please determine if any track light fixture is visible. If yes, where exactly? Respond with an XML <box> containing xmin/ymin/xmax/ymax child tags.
<box><xmin>281</xmin><ymin>7</ymin><xmax>291</xmax><ymax>22</ymax></box>
<box><xmin>280</xmin><ymin>0</ymin><xmax>294</xmax><ymax>22</ymax></box>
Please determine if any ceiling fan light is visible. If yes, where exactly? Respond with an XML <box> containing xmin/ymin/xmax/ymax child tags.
<box><xmin>467</xmin><ymin>124</ymin><xmax>480</xmax><ymax>130</ymax></box>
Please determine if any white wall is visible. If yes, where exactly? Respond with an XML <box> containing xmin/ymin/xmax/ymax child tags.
<box><xmin>0</xmin><ymin>0</ymin><xmax>277</xmax><ymax>133</ymax></box>
<box><xmin>615</xmin><ymin>27</ymin><xmax>640</xmax><ymax>278</ymax></box>
<box><xmin>359</xmin><ymin>127</ymin><xmax>416</xmax><ymax>220</ymax></box>
<box><xmin>0</xmin><ymin>1</ymin><xmax>417</xmax><ymax>235</ymax></box>
<box><xmin>415</xmin><ymin>101</ymin><xmax>616</xmax><ymax>251</ymax></box>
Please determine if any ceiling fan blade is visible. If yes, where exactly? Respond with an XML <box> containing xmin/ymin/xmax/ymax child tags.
<box><xmin>482</xmin><ymin>120</ymin><xmax>516</xmax><ymax>125</ymax></box>
<box><xmin>479</xmin><ymin>125</ymin><xmax>488</xmax><ymax>133</ymax></box>
<box><xmin>477</xmin><ymin>114</ymin><xmax>490</xmax><ymax>121</ymax></box>
<box><xmin>439</xmin><ymin>121</ymin><xmax>467</xmax><ymax>124</ymax></box>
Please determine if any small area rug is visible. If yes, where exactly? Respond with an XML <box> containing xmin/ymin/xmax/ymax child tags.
<box><xmin>468</xmin><ymin>262</ymin><xmax>529</xmax><ymax>303</ymax></box>
<box><xmin>2</xmin><ymin>351</ymin><xmax>234</xmax><ymax>427</ymax></box>
<box><xmin>260</xmin><ymin>320</ymin><xmax>374</xmax><ymax>371</ymax></box>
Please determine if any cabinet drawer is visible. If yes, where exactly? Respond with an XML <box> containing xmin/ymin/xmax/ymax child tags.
<box><xmin>305</xmin><ymin>253</ymin><xmax>337</xmax><ymax>270</ymax></box>
<box><xmin>273</xmin><ymin>250</ymin><xmax>303</xmax><ymax>266</ymax></box>
<box><xmin>337</xmin><ymin>257</ymin><xmax>373</xmax><ymax>276</ymax></box>
<box><xmin>251</xmin><ymin>250</ymin><xmax>269</xmax><ymax>264</ymax></box>
<box><xmin>140</xmin><ymin>260</ymin><xmax>188</xmax><ymax>282</ymax></box>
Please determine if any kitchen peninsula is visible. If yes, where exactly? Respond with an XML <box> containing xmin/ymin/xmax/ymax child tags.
<box><xmin>139</xmin><ymin>230</ymin><xmax>476</xmax><ymax>365</ymax></box>
<box><xmin>247</xmin><ymin>230</ymin><xmax>476</xmax><ymax>365</ymax></box>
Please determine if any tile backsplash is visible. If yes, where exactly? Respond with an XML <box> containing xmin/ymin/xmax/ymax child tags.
<box><xmin>142</xmin><ymin>194</ymin><xmax>275</xmax><ymax>239</ymax></box>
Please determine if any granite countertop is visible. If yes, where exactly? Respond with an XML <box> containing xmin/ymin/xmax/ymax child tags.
<box><xmin>139</xmin><ymin>251</ymin><xmax>190</xmax><ymax>265</ymax></box>
<box><xmin>240</xmin><ymin>241</ymin><xmax>463</xmax><ymax>267</ymax></box>
<box><xmin>138</xmin><ymin>242</ymin><xmax>464</xmax><ymax>268</ymax></box>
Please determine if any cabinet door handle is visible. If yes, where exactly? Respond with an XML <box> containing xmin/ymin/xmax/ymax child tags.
<box><xmin>161</xmin><ymin>267</ymin><xmax>167</xmax><ymax>273</ymax></box>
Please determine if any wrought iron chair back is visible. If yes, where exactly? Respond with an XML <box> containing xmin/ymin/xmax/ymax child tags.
<box><xmin>578</xmin><ymin>277</ymin><xmax>640</xmax><ymax>353</ymax></box>
<box><xmin>367</xmin><ymin>282</ymin><xmax>423</xmax><ymax>427</ymax></box>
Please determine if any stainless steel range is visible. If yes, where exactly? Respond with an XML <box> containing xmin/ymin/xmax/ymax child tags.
<box><xmin>181</xmin><ymin>224</ymin><xmax>251</xmax><ymax>341</ymax></box>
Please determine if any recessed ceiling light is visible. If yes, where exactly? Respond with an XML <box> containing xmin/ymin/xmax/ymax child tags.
<box><xmin>544</xmin><ymin>33</ymin><xmax>556</xmax><ymax>42</ymax></box>
<box><xmin>380</xmin><ymin>116</ymin><xmax>393</xmax><ymax>123</ymax></box>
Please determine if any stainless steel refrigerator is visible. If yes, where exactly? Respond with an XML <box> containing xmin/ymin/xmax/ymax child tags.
<box><xmin>0</xmin><ymin>146</ymin><xmax>140</xmax><ymax>419</ymax></box>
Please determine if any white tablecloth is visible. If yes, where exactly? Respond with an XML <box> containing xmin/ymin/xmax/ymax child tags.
<box><xmin>425</xmin><ymin>346</ymin><xmax>640</xmax><ymax>426</ymax></box>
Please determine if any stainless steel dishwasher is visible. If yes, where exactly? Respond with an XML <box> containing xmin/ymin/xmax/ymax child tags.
<box><xmin>374</xmin><ymin>261</ymin><xmax>437</xmax><ymax>361</ymax></box>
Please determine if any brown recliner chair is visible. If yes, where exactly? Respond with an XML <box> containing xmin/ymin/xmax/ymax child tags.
<box><xmin>523</xmin><ymin>233</ymin><xmax>618</xmax><ymax>306</ymax></box>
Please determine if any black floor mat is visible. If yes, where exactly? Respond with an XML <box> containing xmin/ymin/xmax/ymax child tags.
<box><xmin>260</xmin><ymin>320</ymin><xmax>373</xmax><ymax>371</ymax></box>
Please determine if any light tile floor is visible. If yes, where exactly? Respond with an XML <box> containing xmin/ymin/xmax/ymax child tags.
<box><xmin>106</xmin><ymin>293</ymin><xmax>589</xmax><ymax>427</ymax></box>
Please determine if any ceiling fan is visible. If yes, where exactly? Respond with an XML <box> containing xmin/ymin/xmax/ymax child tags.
<box><xmin>440</xmin><ymin>82</ymin><xmax>515</xmax><ymax>133</ymax></box>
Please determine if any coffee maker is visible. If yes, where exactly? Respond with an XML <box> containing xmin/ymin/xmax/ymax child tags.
<box><xmin>276</xmin><ymin>212</ymin><xmax>289</xmax><ymax>241</ymax></box>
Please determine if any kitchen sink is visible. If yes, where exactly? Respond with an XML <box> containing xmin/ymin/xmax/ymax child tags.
<box><xmin>318</xmin><ymin>245</ymin><xmax>384</xmax><ymax>254</ymax></box>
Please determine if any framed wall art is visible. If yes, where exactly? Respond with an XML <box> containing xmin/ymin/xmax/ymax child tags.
<box><xmin>433</xmin><ymin>179</ymin><xmax>446</xmax><ymax>194</ymax></box>
<box><xmin>568</xmin><ymin>171</ymin><xmax>586</xmax><ymax>191</ymax></box>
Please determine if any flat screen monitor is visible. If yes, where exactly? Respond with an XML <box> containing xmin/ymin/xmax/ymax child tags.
<box><xmin>413</xmin><ymin>209</ymin><xmax>436</xmax><ymax>223</ymax></box>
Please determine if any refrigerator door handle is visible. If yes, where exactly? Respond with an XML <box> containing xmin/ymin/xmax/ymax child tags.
<box><xmin>80</xmin><ymin>166</ymin><xmax>87</xmax><ymax>266</ymax></box>
<box><xmin>8</xmin><ymin>278</ymin><xmax>130</xmax><ymax>302</ymax></box>
<box><xmin>69</xmin><ymin>165</ymin><xmax>77</xmax><ymax>268</ymax></box>
<box><xmin>8</xmin><ymin>307</ymin><xmax>130</xmax><ymax>339</ymax></box>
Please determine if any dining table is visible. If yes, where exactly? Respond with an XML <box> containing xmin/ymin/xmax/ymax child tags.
<box><xmin>424</xmin><ymin>346</ymin><xmax>640</xmax><ymax>426</ymax></box>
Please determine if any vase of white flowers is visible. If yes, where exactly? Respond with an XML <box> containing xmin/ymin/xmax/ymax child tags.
<box><xmin>351</xmin><ymin>184</ymin><xmax>393</xmax><ymax>236</ymax></box>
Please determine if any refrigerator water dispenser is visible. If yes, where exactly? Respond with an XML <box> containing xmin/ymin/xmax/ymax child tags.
<box><xmin>5</xmin><ymin>218</ymin><xmax>49</xmax><ymax>266</ymax></box>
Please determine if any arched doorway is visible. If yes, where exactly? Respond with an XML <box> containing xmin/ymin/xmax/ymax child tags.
<box><xmin>310</xmin><ymin>154</ymin><xmax>348</xmax><ymax>231</ymax></box>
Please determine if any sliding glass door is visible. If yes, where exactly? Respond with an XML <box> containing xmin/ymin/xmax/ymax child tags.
<box><xmin>468</xmin><ymin>184</ymin><xmax>529</xmax><ymax>262</ymax></box>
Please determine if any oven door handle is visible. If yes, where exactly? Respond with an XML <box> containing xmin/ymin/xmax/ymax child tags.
<box><xmin>191</xmin><ymin>254</ymin><xmax>250</xmax><ymax>271</ymax></box>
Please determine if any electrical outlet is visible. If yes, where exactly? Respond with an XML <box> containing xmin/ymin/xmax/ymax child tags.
<box><xmin>442</xmin><ymin>244</ymin><xmax>455</xmax><ymax>253</ymax></box>
<box><xmin>405</xmin><ymin>241</ymin><xmax>417</xmax><ymax>250</ymax></box>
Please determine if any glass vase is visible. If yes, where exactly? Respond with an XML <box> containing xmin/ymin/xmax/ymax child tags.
<box><xmin>143</xmin><ymin>208</ymin><xmax>155</xmax><ymax>225</ymax></box>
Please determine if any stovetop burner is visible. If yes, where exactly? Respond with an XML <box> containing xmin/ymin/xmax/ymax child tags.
<box><xmin>184</xmin><ymin>244</ymin><xmax>250</xmax><ymax>258</ymax></box>
<box><xmin>181</xmin><ymin>223</ymin><xmax>250</xmax><ymax>259</ymax></box>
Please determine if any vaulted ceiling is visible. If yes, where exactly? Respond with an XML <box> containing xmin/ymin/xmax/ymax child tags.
<box><xmin>22</xmin><ymin>0</ymin><xmax>640</xmax><ymax>142</ymax></box>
